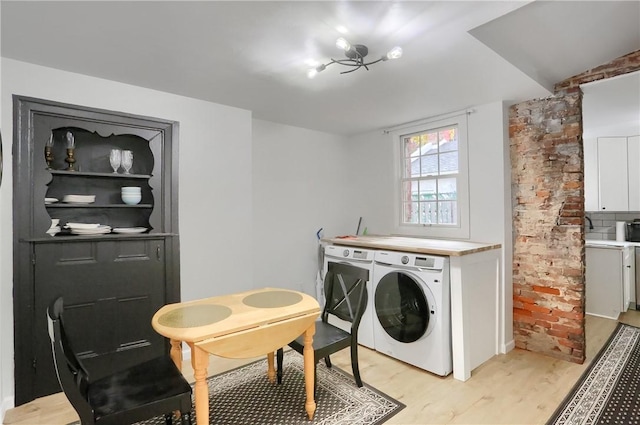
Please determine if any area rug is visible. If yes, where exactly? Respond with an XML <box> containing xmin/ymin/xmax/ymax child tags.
<box><xmin>546</xmin><ymin>322</ymin><xmax>640</xmax><ymax>425</ymax></box>
<box><xmin>69</xmin><ymin>350</ymin><xmax>404</xmax><ymax>425</ymax></box>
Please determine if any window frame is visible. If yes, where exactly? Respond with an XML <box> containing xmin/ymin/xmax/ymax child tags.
<box><xmin>391</xmin><ymin>115</ymin><xmax>470</xmax><ymax>240</ymax></box>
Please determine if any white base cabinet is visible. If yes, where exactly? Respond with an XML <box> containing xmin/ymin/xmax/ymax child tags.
<box><xmin>586</xmin><ymin>245</ymin><xmax>635</xmax><ymax>319</ymax></box>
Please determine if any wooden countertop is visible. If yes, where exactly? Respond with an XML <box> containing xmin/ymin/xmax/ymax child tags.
<box><xmin>322</xmin><ymin>235</ymin><xmax>501</xmax><ymax>256</ymax></box>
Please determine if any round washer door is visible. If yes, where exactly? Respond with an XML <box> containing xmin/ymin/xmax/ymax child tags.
<box><xmin>375</xmin><ymin>271</ymin><xmax>435</xmax><ymax>343</ymax></box>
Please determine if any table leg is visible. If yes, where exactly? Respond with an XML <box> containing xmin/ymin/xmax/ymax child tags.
<box><xmin>303</xmin><ymin>322</ymin><xmax>316</xmax><ymax>420</ymax></box>
<box><xmin>169</xmin><ymin>340</ymin><xmax>184</xmax><ymax>420</ymax></box>
<box><xmin>169</xmin><ymin>339</ymin><xmax>183</xmax><ymax>370</ymax></box>
<box><xmin>189</xmin><ymin>343</ymin><xmax>210</xmax><ymax>425</ymax></box>
<box><xmin>267</xmin><ymin>352</ymin><xmax>276</xmax><ymax>383</ymax></box>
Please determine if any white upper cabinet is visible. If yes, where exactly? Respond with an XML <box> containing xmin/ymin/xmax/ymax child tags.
<box><xmin>582</xmin><ymin>72</ymin><xmax>640</xmax><ymax>212</ymax></box>
<box><xmin>598</xmin><ymin>137</ymin><xmax>629</xmax><ymax>211</ymax></box>
<box><xmin>586</xmin><ymin>136</ymin><xmax>640</xmax><ymax>212</ymax></box>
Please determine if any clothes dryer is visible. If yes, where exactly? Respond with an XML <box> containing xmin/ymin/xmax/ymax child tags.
<box><xmin>321</xmin><ymin>245</ymin><xmax>376</xmax><ymax>349</ymax></box>
<box><xmin>373</xmin><ymin>250</ymin><xmax>452</xmax><ymax>376</ymax></box>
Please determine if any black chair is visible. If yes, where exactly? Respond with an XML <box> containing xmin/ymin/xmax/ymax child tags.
<box><xmin>277</xmin><ymin>262</ymin><xmax>369</xmax><ymax>391</ymax></box>
<box><xmin>47</xmin><ymin>297</ymin><xmax>193</xmax><ymax>425</ymax></box>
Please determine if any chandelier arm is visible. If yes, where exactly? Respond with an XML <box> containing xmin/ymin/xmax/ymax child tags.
<box><xmin>340</xmin><ymin>65</ymin><xmax>362</xmax><ymax>74</ymax></box>
<box><xmin>361</xmin><ymin>58</ymin><xmax>384</xmax><ymax>67</ymax></box>
<box><xmin>331</xmin><ymin>58</ymin><xmax>364</xmax><ymax>67</ymax></box>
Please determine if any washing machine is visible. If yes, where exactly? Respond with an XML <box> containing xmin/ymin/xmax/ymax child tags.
<box><xmin>372</xmin><ymin>249</ymin><xmax>452</xmax><ymax>376</ymax></box>
<box><xmin>321</xmin><ymin>245</ymin><xmax>376</xmax><ymax>349</ymax></box>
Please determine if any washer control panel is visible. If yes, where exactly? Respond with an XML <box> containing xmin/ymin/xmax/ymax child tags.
<box><xmin>375</xmin><ymin>250</ymin><xmax>447</xmax><ymax>270</ymax></box>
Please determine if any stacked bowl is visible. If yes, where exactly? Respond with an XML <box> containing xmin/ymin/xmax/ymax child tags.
<box><xmin>121</xmin><ymin>186</ymin><xmax>142</xmax><ymax>205</ymax></box>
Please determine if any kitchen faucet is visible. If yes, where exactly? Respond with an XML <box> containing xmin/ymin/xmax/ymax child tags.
<box><xmin>585</xmin><ymin>216</ymin><xmax>594</xmax><ymax>230</ymax></box>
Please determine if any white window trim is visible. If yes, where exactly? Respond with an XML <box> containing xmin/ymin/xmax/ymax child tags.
<box><xmin>390</xmin><ymin>114</ymin><xmax>470</xmax><ymax>240</ymax></box>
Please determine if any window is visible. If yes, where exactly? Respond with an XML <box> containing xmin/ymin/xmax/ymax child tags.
<box><xmin>394</xmin><ymin>114</ymin><xmax>469</xmax><ymax>238</ymax></box>
<box><xmin>401</xmin><ymin>126</ymin><xmax>459</xmax><ymax>226</ymax></box>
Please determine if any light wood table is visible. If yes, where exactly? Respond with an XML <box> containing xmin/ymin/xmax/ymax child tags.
<box><xmin>152</xmin><ymin>288</ymin><xmax>321</xmax><ymax>425</ymax></box>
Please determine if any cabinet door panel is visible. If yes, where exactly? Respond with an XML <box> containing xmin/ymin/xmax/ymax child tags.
<box><xmin>586</xmin><ymin>247</ymin><xmax>623</xmax><ymax>319</ymax></box>
<box><xmin>598</xmin><ymin>137</ymin><xmax>629</xmax><ymax>211</ymax></box>
<box><xmin>584</xmin><ymin>137</ymin><xmax>599</xmax><ymax>211</ymax></box>
<box><xmin>628</xmin><ymin>136</ymin><xmax>640</xmax><ymax>211</ymax></box>
<box><xmin>33</xmin><ymin>239</ymin><xmax>166</xmax><ymax>398</ymax></box>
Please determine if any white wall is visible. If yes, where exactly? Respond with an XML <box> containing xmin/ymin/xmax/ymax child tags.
<box><xmin>0</xmin><ymin>4</ymin><xmax>7</xmax><ymax>419</ymax></box>
<box><xmin>345</xmin><ymin>101</ymin><xmax>514</xmax><ymax>352</ymax></box>
<box><xmin>0</xmin><ymin>58</ymin><xmax>254</xmax><ymax>411</ymax></box>
<box><xmin>251</xmin><ymin>119</ymin><xmax>351</xmax><ymax>296</ymax></box>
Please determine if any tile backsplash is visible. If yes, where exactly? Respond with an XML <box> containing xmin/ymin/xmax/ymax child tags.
<box><xmin>585</xmin><ymin>211</ymin><xmax>640</xmax><ymax>240</ymax></box>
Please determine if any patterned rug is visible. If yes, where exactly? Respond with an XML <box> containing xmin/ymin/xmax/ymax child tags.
<box><xmin>546</xmin><ymin>322</ymin><xmax>640</xmax><ymax>425</ymax></box>
<box><xmin>69</xmin><ymin>350</ymin><xmax>404</xmax><ymax>425</ymax></box>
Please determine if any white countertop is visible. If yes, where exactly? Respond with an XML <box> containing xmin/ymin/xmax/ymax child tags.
<box><xmin>586</xmin><ymin>239</ymin><xmax>640</xmax><ymax>248</ymax></box>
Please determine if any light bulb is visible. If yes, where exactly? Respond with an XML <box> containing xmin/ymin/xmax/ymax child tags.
<box><xmin>386</xmin><ymin>46</ymin><xmax>403</xmax><ymax>60</ymax></box>
<box><xmin>336</xmin><ymin>37</ymin><xmax>351</xmax><ymax>51</ymax></box>
<box><xmin>307</xmin><ymin>64</ymin><xmax>326</xmax><ymax>79</ymax></box>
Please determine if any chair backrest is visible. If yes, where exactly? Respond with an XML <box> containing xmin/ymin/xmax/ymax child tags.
<box><xmin>323</xmin><ymin>262</ymin><xmax>369</xmax><ymax>332</ymax></box>
<box><xmin>47</xmin><ymin>297</ymin><xmax>94</xmax><ymax>421</ymax></box>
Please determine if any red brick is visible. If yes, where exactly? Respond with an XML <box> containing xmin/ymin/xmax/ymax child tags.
<box><xmin>532</xmin><ymin>285</ymin><xmax>561</xmax><ymax>295</ymax></box>
<box><xmin>524</xmin><ymin>304</ymin><xmax>552</xmax><ymax>314</ymax></box>
<box><xmin>514</xmin><ymin>308</ymin><xmax>532</xmax><ymax>317</ymax></box>
<box><xmin>547</xmin><ymin>329</ymin><xmax>569</xmax><ymax>339</ymax></box>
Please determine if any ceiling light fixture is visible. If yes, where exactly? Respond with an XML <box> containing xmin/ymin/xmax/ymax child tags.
<box><xmin>307</xmin><ymin>37</ymin><xmax>402</xmax><ymax>79</ymax></box>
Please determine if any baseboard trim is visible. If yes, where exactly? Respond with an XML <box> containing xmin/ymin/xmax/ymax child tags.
<box><xmin>502</xmin><ymin>339</ymin><xmax>515</xmax><ymax>354</ymax></box>
<box><xmin>1</xmin><ymin>394</ymin><xmax>15</xmax><ymax>423</ymax></box>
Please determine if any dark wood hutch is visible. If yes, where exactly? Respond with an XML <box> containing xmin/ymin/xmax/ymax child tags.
<box><xmin>12</xmin><ymin>96</ymin><xmax>180</xmax><ymax>405</ymax></box>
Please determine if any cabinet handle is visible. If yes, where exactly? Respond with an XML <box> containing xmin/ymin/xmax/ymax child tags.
<box><xmin>156</xmin><ymin>246</ymin><xmax>161</xmax><ymax>260</ymax></box>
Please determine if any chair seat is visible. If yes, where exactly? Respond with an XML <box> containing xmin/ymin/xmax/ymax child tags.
<box><xmin>290</xmin><ymin>320</ymin><xmax>352</xmax><ymax>360</ymax></box>
<box><xmin>89</xmin><ymin>356</ymin><xmax>192</xmax><ymax>423</ymax></box>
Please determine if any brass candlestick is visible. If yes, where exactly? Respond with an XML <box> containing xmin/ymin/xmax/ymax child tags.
<box><xmin>65</xmin><ymin>131</ymin><xmax>76</xmax><ymax>171</ymax></box>
<box><xmin>44</xmin><ymin>146</ymin><xmax>54</xmax><ymax>169</ymax></box>
<box><xmin>45</xmin><ymin>133</ymin><xmax>54</xmax><ymax>169</ymax></box>
<box><xmin>65</xmin><ymin>148</ymin><xmax>76</xmax><ymax>171</ymax></box>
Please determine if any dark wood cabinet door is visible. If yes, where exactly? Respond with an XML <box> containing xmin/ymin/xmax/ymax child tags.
<box><xmin>33</xmin><ymin>238</ymin><xmax>167</xmax><ymax>399</ymax></box>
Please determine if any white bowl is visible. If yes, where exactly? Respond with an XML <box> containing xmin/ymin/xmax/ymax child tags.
<box><xmin>121</xmin><ymin>193</ymin><xmax>142</xmax><ymax>205</ymax></box>
<box><xmin>121</xmin><ymin>186</ymin><xmax>141</xmax><ymax>192</ymax></box>
<box><xmin>63</xmin><ymin>194</ymin><xmax>96</xmax><ymax>204</ymax></box>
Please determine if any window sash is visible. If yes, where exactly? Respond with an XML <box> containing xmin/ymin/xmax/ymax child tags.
<box><xmin>401</xmin><ymin>125</ymin><xmax>459</xmax><ymax>226</ymax></box>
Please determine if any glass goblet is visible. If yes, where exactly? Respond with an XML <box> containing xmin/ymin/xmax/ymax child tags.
<box><xmin>109</xmin><ymin>149</ymin><xmax>121</xmax><ymax>173</ymax></box>
<box><xmin>121</xmin><ymin>150</ymin><xmax>133</xmax><ymax>174</ymax></box>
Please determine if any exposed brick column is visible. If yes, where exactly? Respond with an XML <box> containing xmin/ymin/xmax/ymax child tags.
<box><xmin>510</xmin><ymin>90</ymin><xmax>585</xmax><ymax>363</ymax></box>
<box><xmin>509</xmin><ymin>49</ymin><xmax>640</xmax><ymax>364</ymax></box>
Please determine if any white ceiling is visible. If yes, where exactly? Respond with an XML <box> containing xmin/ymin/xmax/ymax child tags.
<box><xmin>2</xmin><ymin>1</ymin><xmax>639</xmax><ymax>136</ymax></box>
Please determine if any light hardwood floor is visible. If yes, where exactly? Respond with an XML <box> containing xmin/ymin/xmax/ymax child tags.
<box><xmin>5</xmin><ymin>311</ymin><xmax>640</xmax><ymax>425</ymax></box>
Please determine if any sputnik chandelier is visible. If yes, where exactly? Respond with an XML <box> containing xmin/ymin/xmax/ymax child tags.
<box><xmin>307</xmin><ymin>37</ymin><xmax>402</xmax><ymax>78</ymax></box>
